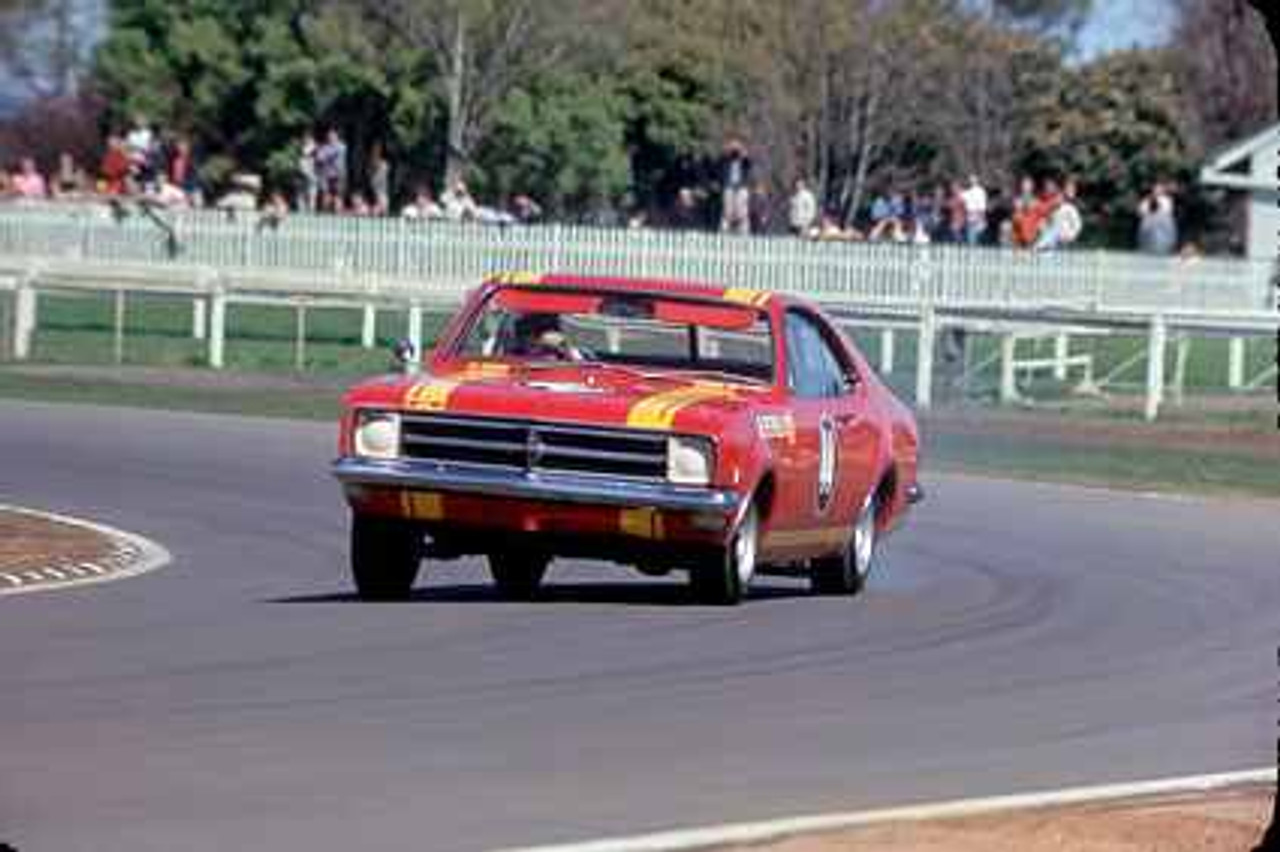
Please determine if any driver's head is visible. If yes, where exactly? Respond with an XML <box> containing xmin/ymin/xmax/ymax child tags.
<box><xmin>510</xmin><ymin>312</ymin><xmax>564</xmax><ymax>355</ymax></box>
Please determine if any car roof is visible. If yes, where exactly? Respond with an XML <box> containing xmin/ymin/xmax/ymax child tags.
<box><xmin>486</xmin><ymin>271</ymin><xmax>797</xmax><ymax>310</ymax></box>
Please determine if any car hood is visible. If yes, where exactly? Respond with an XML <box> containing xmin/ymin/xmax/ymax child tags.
<box><xmin>348</xmin><ymin>360</ymin><xmax>775</xmax><ymax>434</ymax></box>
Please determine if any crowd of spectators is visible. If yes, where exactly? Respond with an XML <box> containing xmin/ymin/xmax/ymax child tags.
<box><xmin>0</xmin><ymin>124</ymin><xmax>1182</xmax><ymax>254</ymax></box>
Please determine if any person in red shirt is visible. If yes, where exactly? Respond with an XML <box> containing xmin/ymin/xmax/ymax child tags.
<box><xmin>99</xmin><ymin>134</ymin><xmax>131</xmax><ymax>196</ymax></box>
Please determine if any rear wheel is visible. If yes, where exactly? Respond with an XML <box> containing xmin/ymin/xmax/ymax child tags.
<box><xmin>811</xmin><ymin>490</ymin><xmax>878</xmax><ymax>596</ymax></box>
<box><xmin>690</xmin><ymin>503</ymin><xmax>759</xmax><ymax>606</ymax></box>
<box><xmin>488</xmin><ymin>552</ymin><xmax>550</xmax><ymax>600</ymax></box>
<box><xmin>351</xmin><ymin>513</ymin><xmax>423</xmax><ymax>601</ymax></box>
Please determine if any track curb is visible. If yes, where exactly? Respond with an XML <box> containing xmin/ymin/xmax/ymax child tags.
<box><xmin>0</xmin><ymin>504</ymin><xmax>171</xmax><ymax>596</ymax></box>
<box><xmin>494</xmin><ymin>768</ymin><xmax>1276</xmax><ymax>852</ymax></box>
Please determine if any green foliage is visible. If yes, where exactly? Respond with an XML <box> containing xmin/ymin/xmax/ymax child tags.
<box><xmin>475</xmin><ymin>75</ymin><xmax>631</xmax><ymax>218</ymax></box>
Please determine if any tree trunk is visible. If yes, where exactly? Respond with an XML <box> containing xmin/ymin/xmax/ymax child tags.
<box><xmin>443</xmin><ymin>5</ymin><xmax>468</xmax><ymax>187</ymax></box>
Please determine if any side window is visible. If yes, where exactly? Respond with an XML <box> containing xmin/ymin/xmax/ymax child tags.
<box><xmin>785</xmin><ymin>311</ymin><xmax>852</xmax><ymax>399</ymax></box>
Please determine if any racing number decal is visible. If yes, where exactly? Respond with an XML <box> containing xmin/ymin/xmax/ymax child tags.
<box><xmin>817</xmin><ymin>415</ymin><xmax>838</xmax><ymax>513</ymax></box>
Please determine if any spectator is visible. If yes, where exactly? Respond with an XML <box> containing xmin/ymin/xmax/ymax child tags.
<box><xmin>1137</xmin><ymin>181</ymin><xmax>1178</xmax><ymax>255</ymax></box>
<box><xmin>167</xmin><ymin>136</ymin><xmax>200</xmax><ymax>203</ymax></box>
<box><xmin>315</xmin><ymin>128</ymin><xmax>348</xmax><ymax>212</ymax></box>
<box><xmin>0</xmin><ymin>169</ymin><xmax>11</xmax><ymax>198</ymax></box>
<box><xmin>1010</xmin><ymin>177</ymin><xmax>1041</xmax><ymax>247</ymax></box>
<box><xmin>99</xmin><ymin>134</ymin><xmax>131</xmax><ymax>196</ymax></box>
<box><xmin>1030</xmin><ymin>178</ymin><xmax>1064</xmax><ymax>250</ymax></box>
<box><xmin>748</xmin><ymin>181</ymin><xmax>772</xmax><ymax>234</ymax></box>
<box><xmin>368</xmin><ymin>145</ymin><xmax>390</xmax><ymax>215</ymax></box>
<box><xmin>1051</xmin><ymin>178</ymin><xmax>1084</xmax><ymax>248</ymax></box>
<box><xmin>260</xmin><ymin>190</ymin><xmax>290</xmax><ymax>228</ymax></box>
<box><xmin>959</xmin><ymin>174</ymin><xmax>988</xmax><ymax>244</ymax></box>
<box><xmin>152</xmin><ymin>172</ymin><xmax>189</xmax><ymax>208</ymax></box>
<box><xmin>296</xmin><ymin>133</ymin><xmax>318</xmax><ymax>213</ymax></box>
<box><xmin>51</xmin><ymin>152</ymin><xmax>87</xmax><ymax>198</ymax></box>
<box><xmin>718</xmin><ymin>137</ymin><xmax>753</xmax><ymax>235</ymax></box>
<box><xmin>869</xmin><ymin>191</ymin><xmax>893</xmax><ymax>228</ymax></box>
<box><xmin>787</xmin><ymin>178</ymin><xmax>817</xmax><ymax>236</ymax></box>
<box><xmin>510</xmin><ymin>194</ymin><xmax>543</xmax><ymax>225</ymax></box>
<box><xmin>12</xmin><ymin>157</ymin><xmax>47</xmax><ymax>198</ymax></box>
<box><xmin>217</xmin><ymin>173</ymin><xmax>261</xmax><ymax>215</ymax></box>
<box><xmin>401</xmin><ymin>185</ymin><xmax>443</xmax><ymax>221</ymax></box>
<box><xmin>668</xmin><ymin>187</ymin><xmax>702</xmax><ymax>231</ymax></box>
<box><xmin>441</xmin><ymin>179</ymin><xmax>478</xmax><ymax>221</ymax></box>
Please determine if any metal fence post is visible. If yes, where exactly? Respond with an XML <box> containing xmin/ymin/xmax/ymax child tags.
<box><xmin>361</xmin><ymin>303</ymin><xmax>377</xmax><ymax>349</ymax></box>
<box><xmin>1227</xmin><ymin>337</ymin><xmax>1246</xmax><ymax>390</ymax></box>
<box><xmin>1000</xmin><ymin>333</ymin><xmax>1018</xmax><ymax>404</ymax></box>
<box><xmin>407</xmin><ymin>302</ymin><xmax>423</xmax><ymax>373</ymax></box>
<box><xmin>1171</xmin><ymin>333</ymin><xmax>1190</xmax><ymax>406</ymax></box>
<box><xmin>13</xmin><ymin>274</ymin><xmax>37</xmax><ymax>361</ymax></box>
<box><xmin>208</xmin><ymin>288</ymin><xmax>227</xmax><ymax>369</ymax></box>
<box><xmin>192</xmin><ymin>297</ymin><xmax>207</xmax><ymax>341</ymax></box>
<box><xmin>294</xmin><ymin>299</ymin><xmax>308</xmax><ymax>371</ymax></box>
<box><xmin>1053</xmin><ymin>332</ymin><xmax>1069</xmax><ymax>381</ymax></box>
<box><xmin>880</xmin><ymin>328</ymin><xmax>895</xmax><ymax>374</ymax></box>
<box><xmin>1144</xmin><ymin>314</ymin><xmax>1167</xmax><ymax>422</ymax></box>
<box><xmin>915</xmin><ymin>305</ymin><xmax>936</xmax><ymax>410</ymax></box>
<box><xmin>113</xmin><ymin>288</ymin><xmax>127</xmax><ymax>365</ymax></box>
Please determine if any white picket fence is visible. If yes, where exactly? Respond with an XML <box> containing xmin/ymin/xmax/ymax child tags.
<box><xmin>0</xmin><ymin>202</ymin><xmax>1272</xmax><ymax>313</ymax></box>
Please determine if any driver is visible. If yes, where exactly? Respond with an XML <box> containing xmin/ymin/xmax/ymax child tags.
<box><xmin>507</xmin><ymin>312</ymin><xmax>582</xmax><ymax>361</ymax></box>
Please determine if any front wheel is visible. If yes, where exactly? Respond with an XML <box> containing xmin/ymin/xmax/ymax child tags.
<box><xmin>690</xmin><ymin>503</ymin><xmax>759</xmax><ymax>606</ymax></box>
<box><xmin>488</xmin><ymin>552</ymin><xmax>550</xmax><ymax>600</ymax></box>
<box><xmin>811</xmin><ymin>490</ymin><xmax>879</xmax><ymax>596</ymax></box>
<box><xmin>351</xmin><ymin>513</ymin><xmax>423</xmax><ymax>601</ymax></box>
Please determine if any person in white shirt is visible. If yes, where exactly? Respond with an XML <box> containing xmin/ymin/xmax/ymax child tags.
<box><xmin>787</xmin><ymin>178</ymin><xmax>817</xmax><ymax>236</ymax></box>
<box><xmin>959</xmin><ymin>174</ymin><xmax>988</xmax><ymax>245</ymax></box>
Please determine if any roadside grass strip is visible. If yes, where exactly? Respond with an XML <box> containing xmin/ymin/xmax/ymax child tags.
<box><xmin>492</xmin><ymin>768</ymin><xmax>1275</xmax><ymax>852</ymax></box>
<box><xmin>0</xmin><ymin>504</ymin><xmax>171</xmax><ymax>596</ymax></box>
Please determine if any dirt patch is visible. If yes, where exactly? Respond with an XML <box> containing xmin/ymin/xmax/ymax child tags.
<box><xmin>0</xmin><ymin>509</ymin><xmax>114</xmax><ymax>574</ymax></box>
<box><xmin>719</xmin><ymin>787</ymin><xmax>1276</xmax><ymax>852</ymax></box>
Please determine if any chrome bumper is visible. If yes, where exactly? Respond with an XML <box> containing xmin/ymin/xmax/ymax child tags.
<box><xmin>332</xmin><ymin>457</ymin><xmax>741</xmax><ymax>514</ymax></box>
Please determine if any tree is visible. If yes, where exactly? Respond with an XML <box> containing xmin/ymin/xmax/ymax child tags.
<box><xmin>1017</xmin><ymin>47</ymin><xmax>1192</xmax><ymax>247</ymax></box>
<box><xmin>1169</xmin><ymin>0</ymin><xmax>1277</xmax><ymax>153</ymax></box>
<box><xmin>475</xmin><ymin>73</ymin><xmax>630</xmax><ymax>218</ymax></box>
<box><xmin>358</xmin><ymin>0</ymin><xmax>581</xmax><ymax>186</ymax></box>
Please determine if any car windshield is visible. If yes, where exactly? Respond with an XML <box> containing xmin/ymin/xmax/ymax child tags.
<box><xmin>454</xmin><ymin>287</ymin><xmax>775</xmax><ymax>382</ymax></box>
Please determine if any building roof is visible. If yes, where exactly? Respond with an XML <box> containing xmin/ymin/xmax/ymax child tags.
<box><xmin>1200</xmin><ymin>122</ymin><xmax>1280</xmax><ymax>191</ymax></box>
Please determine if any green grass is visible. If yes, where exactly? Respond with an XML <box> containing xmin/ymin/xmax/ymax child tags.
<box><xmin>927</xmin><ymin>426</ymin><xmax>1280</xmax><ymax>498</ymax></box>
<box><xmin>23</xmin><ymin>291</ymin><xmax>452</xmax><ymax>375</ymax></box>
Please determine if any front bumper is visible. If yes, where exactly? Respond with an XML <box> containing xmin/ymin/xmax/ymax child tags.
<box><xmin>332</xmin><ymin>457</ymin><xmax>741</xmax><ymax>514</ymax></box>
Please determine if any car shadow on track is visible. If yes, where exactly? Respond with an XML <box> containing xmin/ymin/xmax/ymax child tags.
<box><xmin>268</xmin><ymin>580</ymin><xmax>813</xmax><ymax>607</ymax></box>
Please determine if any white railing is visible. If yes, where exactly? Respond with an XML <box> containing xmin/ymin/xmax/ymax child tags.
<box><xmin>0</xmin><ymin>203</ymin><xmax>1272</xmax><ymax>313</ymax></box>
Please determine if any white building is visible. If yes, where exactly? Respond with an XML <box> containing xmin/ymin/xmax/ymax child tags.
<box><xmin>1199</xmin><ymin>122</ymin><xmax>1280</xmax><ymax>260</ymax></box>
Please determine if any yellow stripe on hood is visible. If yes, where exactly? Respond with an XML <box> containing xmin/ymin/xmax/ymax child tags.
<box><xmin>626</xmin><ymin>384</ymin><xmax>738</xmax><ymax>430</ymax></box>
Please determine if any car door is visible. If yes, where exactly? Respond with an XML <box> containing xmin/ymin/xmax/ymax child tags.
<box><xmin>769</xmin><ymin>309</ymin><xmax>878</xmax><ymax>560</ymax></box>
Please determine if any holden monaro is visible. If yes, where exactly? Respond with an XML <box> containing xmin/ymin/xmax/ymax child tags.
<box><xmin>332</xmin><ymin>273</ymin><xmax>922</xmax><ymax>604</ymax></box>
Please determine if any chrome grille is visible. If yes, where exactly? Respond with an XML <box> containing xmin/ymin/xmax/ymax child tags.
<box><xmin>400</xmin><ymin>414</ymin><xmax>668</xmax><ymax>480</ymax></box>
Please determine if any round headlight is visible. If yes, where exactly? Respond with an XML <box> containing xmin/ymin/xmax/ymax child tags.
<box><xmin>355</xmin><ymin>412</ymin><xmax>401</xmax><ymax>459</ymax></box>
<box><xmin>667</xmin><ymin>436</ymin><xmax>714</xmax><ymax>486</ymax></box>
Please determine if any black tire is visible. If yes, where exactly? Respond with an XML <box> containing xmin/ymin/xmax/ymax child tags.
<box><xmin>811</xmin><ymin>490</ymin><xmax>879</xmax><ymax>596</ymax></box>
<box><xmin>690</xmin><ymin>503</ymin><xmax>759</xmax><ymax>606</ymax></box>
<box><xmin>488</xmin><ymin>552</ymin><xmax>550</xmax><ymax>600</ymax></box>
<box><xmin>350</xmin><ymin>513</ymin><xmax>423</xmax><ymax>601</ymax></box>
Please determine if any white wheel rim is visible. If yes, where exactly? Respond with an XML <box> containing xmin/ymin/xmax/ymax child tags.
<box><xmin>853</xmin><ymin>494</ymin><xmax>876</xmax><ymax>579</ymax></box>
<box><xmin>734</xmin><ymin>507</ymin><xmax>758</xmax><ymax>587</ymax></box>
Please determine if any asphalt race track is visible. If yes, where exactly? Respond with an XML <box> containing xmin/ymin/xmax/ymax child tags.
<box><xmin>1</xmin><ymin>399</ymin><xmax>1276</xmax><ymax>852</ymax></box>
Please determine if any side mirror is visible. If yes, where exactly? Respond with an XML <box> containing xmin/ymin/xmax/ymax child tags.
<box><xmin>391</xmin><ymin>339</ymin><xmax>419</xmax><ymax>374</ymax></box>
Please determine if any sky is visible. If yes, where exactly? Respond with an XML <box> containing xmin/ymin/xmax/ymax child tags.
<box><xmin>1076</xmin><ymin>0</ymin><xmax>1176</xmax><ymax>59</ymax></box>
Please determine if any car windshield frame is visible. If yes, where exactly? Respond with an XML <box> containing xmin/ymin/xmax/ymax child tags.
<box><xmin>446</xmin><ymin>285</ymin><xmax>777</xmax><ymax>384</ymax></box>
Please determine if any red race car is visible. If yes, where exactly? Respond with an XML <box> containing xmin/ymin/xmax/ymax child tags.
<box><xmin>333</xmin><ymin>273</ymin><xmax>922</xmax><ymax>604</ymax></box>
